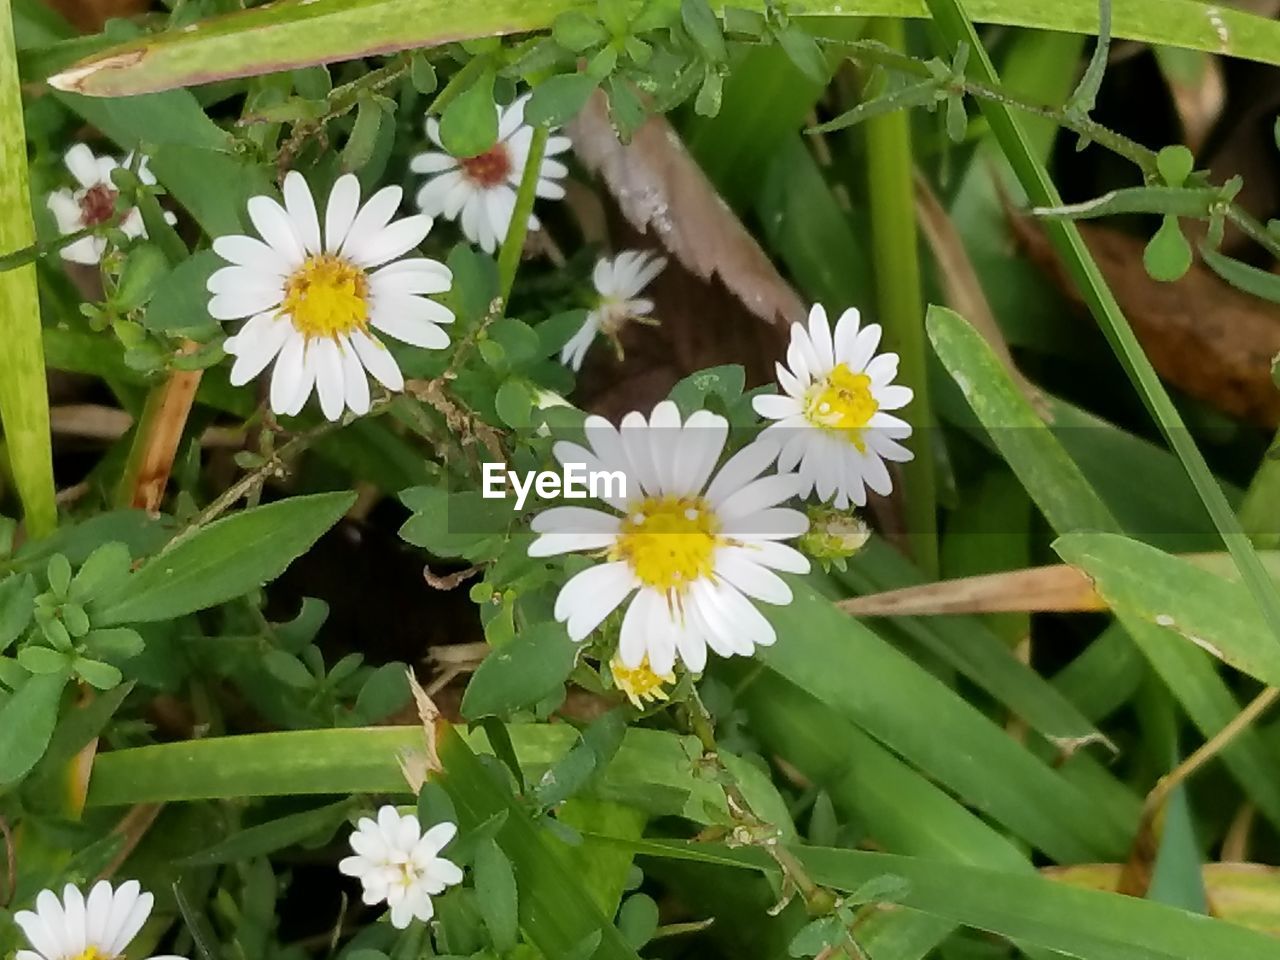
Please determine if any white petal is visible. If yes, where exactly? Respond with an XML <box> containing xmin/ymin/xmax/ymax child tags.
<box><xmin>283</xmin><ymin>171</ymin><xmax>322</xmax><ymax>255</ymax></box>
<box><xmin>370</xmin><ymin>300</ymin><xmax>451</xmax><ymax>349</ymax></box>
<box><xmin>269</xmin><ymin>334</ymin><xmax>307</xmax><ymax>414</ymax></box>
<box><xmin>498</xmin><ymin>93</ymin><xmax>530</xmax><ymax>140</ymax></box>
<box><xmin>64</xmin><ymin>144</ymin><xmax>102</xmax><ymax>188</ymax></box>
<box><xmin>619</xmin><ymin>411</ymin><xmax>661</xmax><ymax>499</ymax></box>
<box><xmin>420</xmin><ymin>821</ymin><xmax>457</xmax><ymax>854</ymax></box>
<box><xmin>325</xmin><ymin>174</ymin><xmax>363</xmax><ymax>252</ymax></box>
<box><xmin>732</xmin><ymin>540</ymin><xmax>810</xmax><ymax>574</ymax></box>
<box><xmin>349</xmin><ymin>329</ymin><xmax>405</xmax><ymax>391</ymax></box>
<box><xmin>312</xmin><ymin>338</ymin><xmax>346</xmax><ymax>421</ymax></box>
<box><xmin>530</xmin><ymin>505</ymin><xmax>621</xmax><ymax>535</ymax></box>
<box><xmin>672</xmin><ymin>409</ymin><xmax>728</xmax><ymax>495</ymax></box>
<box><xmin>85</xmin><ymin>881</ymin><xmax>113</xmax><ymax>949</ymax></box>
<box><xmin>848</xmin><ymin>324</ymin><xmax>884</xmax><ymax>373</ymax></box>
<box><xmin>209</xmin><ymin>286</ymin><xmax>285</xmax><ymax>321</ymax></box>
<box><xmin>713</xmin><ymin>548</ymin><xmax>792</xmax><ymax>604</ymax></box>
<box><xmin>338</xmin><ymin>337</ymin><xmax>371</xmax><ymax>415</ymax></box>
<box><xmin>207</xmin><ymin>265</ymin><xmax>283</xmax><ymax>297</ymax></box>
<box><xmin>341</xmin><ymin>185</ymin><xmax>404</xmax><ymax>262</ymax></box>
<box><xmin>647</xmin><ymin>400</ymin><xmax>685</xmax><ymax>494</ymax></box>
<box><xmin>807</xmin><ymin>303</ymin><xmax>835</xmax><ymax>370</ymax></box>
<box><xmin>369</xmin><ymin>260</ymin><xmax>452</xmax><ymax>296</ymax></box>
<box><xmin>415</xmin><ymin>169</ymin><xmax>464</xmax><ymax>218</ymax></box>
<box><xmin>703</xmin><ymin>437</ymin><xmax>782</xmax><ymax>506</ymax></box>
<box><xmin>752</xmin><ymin>394</ymin><xmax>802</xmax><ymax>421</ymax></box>
<box><xmin>349</xmin><ymin>215</ymin><xmax>432</xmax><ymax>269</ymax></box>
<box><xmin>721</xmin><ymin>507</ymin><xmax>808</xmax><ymax>540</ymax></box>
<box><xmin>618</xmin><ymin>587</ymin><xmax>661</xmax><ymax>668</ymax></box>
<box><xmin>554</xmin><ymin>562</ymin><xmax>637</xmax><ymax>641</ymax></box>
<box><xmin>107</xmin><ymin>889</ymin><xmax>152</xmax><ymax>957</ymax></box>
<box><xmin>409</xmin><ymin>152</ymin><xmax>459</xmax><ymax>175</ymax></box>
<box><xmin>248</xmin><ymin>195</ymin><xmax>306</xmax><ymax>265</ymax></box>
<box><xmin>715</xmin><ymin>473</ymin><xmax>802</xmax><ymax>520</ymax></box>
<box><xmin>833</xmin><ymin>307</ymin><xmax>863</xmax><ymax>365</ymax></box>
<box><xmin>213</xmin><ymin>234</ymin><xmax>293</xmax><ymax>277</ymax></box>
<box><xmin>875</xmin><ymin>384</ymin><xmax>913</xmax><ymax>411</ymax></box>
<box><xmin>47</xmin><ymin>190</ymin><xmax>83</xmax><ymax>233</ymax></box>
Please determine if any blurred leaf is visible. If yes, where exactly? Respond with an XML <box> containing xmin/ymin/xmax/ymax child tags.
<box><xmin>0</xmin><ymin>573</ymin><xmax>35</xmax><ymax>651</ymax></box>
<box><xmin>475</xmin><ymin>839</ymin><xmax>520</xmax><ymax>951</ymax></box>
<box><xmin>97</xmin><ymin>492</ymin><xmax>356</xmax><ymax>625</ymax></box>
<box><xmin>681</xmin><ymin>0</ymin><xmax>726</xmax><ymax>61</ymax></box>
<box><xmin>553</xmin><ymin>10</ymin><xmax>607</xmax><ymax>51</ymax></box>
<box><xmin>0</xmin><ymin>671</ymin><xmax>68</xmax><ymax>785</ymax></box>
<box><xmin>180</xmin><ymin>799</ymin><xmax>354</xmax><ymax>866</ymax></box>
<box><xmin>1033</xmin><ymin>186</ymin><xmax>1219</xmax><ymax>221</ymax></box>
<box><xmin>527</xmin><ymin>73</ymin><xmax>598</xmax><ymax>127</ymax></box>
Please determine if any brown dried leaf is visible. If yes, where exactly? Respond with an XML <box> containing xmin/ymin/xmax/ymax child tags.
<box><xmin>42</xmin><ymin>0</ymin><xmax>148</xmax><ymax>33</ymax></box>
<box><xmin>839</xmin><ymin>564</ymin><xmax>1105</xmax><ymax>617</ymax></box>
<box><xmin>568</xmin><ymin>91</ymin><xmax>807</xmax><ymax>331</ymax></box>
<box><xmin>1014</xmin><ymin>216</ymin><xmax>1280</xmax><ymax>427</ymax></box>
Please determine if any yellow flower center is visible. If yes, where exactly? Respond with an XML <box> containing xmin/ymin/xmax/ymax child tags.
<box><xmin>612</xmin><ymin>496</ymin><xmax>719</xmax><ymax>593</ymax></box>
<box><xmin>611</xmin><ymin>654</ymin><xmax>674</xmax><ymax>708</ymax></box>
<box><xmin>72</xmin><ymin>947</ymin><xmax>107</xmax><ymax>960</ymax></box>
<box><xmin>803</xmin><ymin>363</ymin><xmax>879</xmax><ymax>450</ymax></box>
<box><xmin>280</xmin><ymin>254</ymin><xmax>370</xmax><ymax>339</ymax></box>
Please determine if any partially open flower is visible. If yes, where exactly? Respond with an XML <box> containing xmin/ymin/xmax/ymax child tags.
<box><xmin>610</xmin><ymin>652</ymin><xmax>675</xmax><ymax>708</ymax></box>
<box><xmin>561</xmin><ymin>250</ymin><xmax>667</xmax><ymax>372</ymax></box>
<box><xmin>15</xmin><ymin>881</ymin><xmax>184</xmax><ymax>960</ymax></box>
<box><xmin>209</xmin><ymin>172</ymin><xmax>452</xmax><ymax>421</ymax></box>
<box><xmin>339</xmin><ymin>806</ymin><xmax>464</xmax><ymax>929</ymax></box>
<box><xmin>411</xmin><ymin>94</ymin><xmax>572</xmax><ymax>254</ymax></box>
<box><xmin>798</xmin><ymin>505</ymin><xmax>871</xmax><ymax>570</ymax></box>
<box><xmin>47</xmin><ymin>145</ymin><xmax>173</xmax><ymax>265</ymax></box>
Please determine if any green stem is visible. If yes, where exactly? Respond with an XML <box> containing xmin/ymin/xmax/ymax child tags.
<box><xmin>0</xmin><ymin>0</ymin><xmax>56</xmax><ymax>538</ymax></box>
<box><xmin>861</xmin><ymin>19</ymin><xmax>937</xmax><ymax>577</ymax></box>
<box><xmin>496</xmin><ymin>124</ymin><xmax>548</xmax><ymax>308</ymax></box>
<box><xmin>919</xmin><ymin>0</ymin><xmax>1280</xmax><ymax>650</ymax></box>
<box><xmin>1239</xmin><ymin>443</ymin><xmax>1280</xmax><ymax>548</ymax></box>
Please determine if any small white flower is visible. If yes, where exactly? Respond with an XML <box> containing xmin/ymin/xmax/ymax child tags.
<box><xmin>529</xmin><ymin>400</ymin><xmax>810</xmax><ymax>674</ymax></box>
<box><xmin>339</xmin><ymin>805</ymin><xmax>464</xmax><ymax>929</ymax></box>
<box><xmin>561</xmin><ymin>250</ymin><xmax>667</xmax><ymax>372</ymax></box>
<box><xmin>753</xmin><ymin>305</ymin><xmax>914</xmax><ymax>509</ymax></box>
<box><xmin>209</xmin><ymin>171</ymin><xmax>453</xmax><ymax>421</ymax></box>
<box><xmin>14</xmin><ymin>880</ymin><xmax>184</xmax><ymax>960</ymax></box>
<box><xmin>47</xmin><ymin>145</ymin><xmax>174</xmax><ymax>265</ymax></box>
<box><xmin>410</xmin><ymin>93</ymin><xmax>572</xmax><ymax>254</ymax></box>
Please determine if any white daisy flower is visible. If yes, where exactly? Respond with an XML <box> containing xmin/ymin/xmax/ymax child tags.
<box><xmin>753</xmin><ymin>305</ymin><xmax>914</xmax><ymax>509</ymax></box>
<box><xmin>47</xmin><ymin>145</ymin><xmax>174</xmax><ymax>265</ymax></box>
<box><xmin>561</xmin><ymin>250</ymin><xmax>667</xmax><ymax>372</ymax></box>
<box><xmin>410</xmin><ymin>93</ymin><xmax>572</xmax><ymax>254</ymax></box>
<box><xmin>208</xmin><ymin>171</ymin><xmax>453</xmax><ymax>421</ymax></box>
<box><xmin>339</xmin><ymin>805</ymin><xmax>464</xmax><ymax>929</ymax></box>
<box><xmin>14</xmin><ymin>880</ymin><xmax>184</xmax><ymax>960</ymax></box>
<box><xmin>529</xmin><ymin>401</ymin><xmax>811</xmax><ymax>674</ymax></box>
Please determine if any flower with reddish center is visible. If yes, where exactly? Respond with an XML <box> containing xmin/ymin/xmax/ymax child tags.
<box><xmin>411</xmin><ymin>93</ymin><xmax>572</xmax><ymax>253</ymax></box>
<box><xmin>752</xmin><ymin>305</ymin><xmax>914</xmax><ymax>509</ymax></box>
<box><xmin>208</xmin><ymin>171</ymin><xmax>453</xmax><ymax>421</ymax></box>
<box><xmin>46</xmin><ymin>145</ymin><xmax>173</xmax><ymax>265</ymax></box>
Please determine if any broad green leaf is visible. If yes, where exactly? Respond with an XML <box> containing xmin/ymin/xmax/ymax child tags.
<box><xmin>23</xmin><ymin>680</ymin><xmax>133</xmax><ymax>811</ymax></box>
<box><xmin>0</xmin><ymin>671</ymin><xmax>68</xmax><ymax>785</ymax></box>
<box><xmin>0</xmin><ymin>0</ymin><xmax>55</xmax><ymax>538</ymax></box>
<box><xmin>96</xmin><ymin>492</ymin><xmax>356</xmax><ymax>625</ymax></box>
<box><xmin>461</xmin><ymin>623</ymin><xmax>578</xmax><ymax>720</ymax></box>
<box><xmin>926</xmin><ymin>305</ymin><xmax>1115</xmax><ymax>533</ymax></box>
<box><xmin>475</xmin><ymin>839</ymin><xmax>520</xmax><ymax>951</ymax></box>
<box><xmin>1144</xmin><ymin>215</ymin><xmax>1193</xmax><ymax>282</ymax></box>
<box><xmin>0</xmin><ymin>573</ymin><xmax>35</xmax><ymax>650</ymax></box>
<box><xmin>621</xmin><ymin>838</ymin><xmax>1280</xmax><ymax>960</ymax></box>
<box><xmin>1055</xmin><ymin>533</ymin><xmax>1280</xmax><ymax>689</ymax></box>
<box><xmin>41</xmin><ymin>0</ymin><xmax>1280</xmax><ymax>98</ymax></box>
<box><xmin>760</xmin><ymin>579</ymin><xmax>1130</xmax><ymax>862</ymax></box>
<box><xmin>144</xmin><ymin>250</ymin><xmax>223</xmax><ymax>333</ymax></box>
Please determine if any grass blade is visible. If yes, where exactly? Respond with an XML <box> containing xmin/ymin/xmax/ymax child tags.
<box><xmin>40</xmin><ymin>0</ymin><xmax>1280</xmax><ymax>97</ymax></box>
<box><xmin>0</xmin><ymin>0</ymin><xmax>56</xmax><ymax>538</ymax></box>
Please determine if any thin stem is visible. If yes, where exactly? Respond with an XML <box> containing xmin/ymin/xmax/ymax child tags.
<box><xmin>0</xmin><ymin>225</ymin><xmax>100</xmax><ymax>272</ymax></box>
<box><xmin>497</xmin><ymin>124</ymin><xmax>549</xmax><ymax>308</ymax></box>
<box><xmin>861</xmin><ymin>20</ymin><xmax>938</xmax><ymax>577</ymax></box>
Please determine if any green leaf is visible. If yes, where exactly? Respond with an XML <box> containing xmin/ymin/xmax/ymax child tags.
<box><xmin>440</xmin><ymin>68</ymin><xmax>497</xmax><ymax>158</ymax></box>
<box><xmin>179</xmin><ymin>799</ymin><xmax>355</xmax><ymax>866</ymax></box>
<box><xmin>790</xmin><ymin>916</ymin><xmax>845</xmax><ymax>958</ymax></box>
<box><xmin>144</xmin><ymin>249</ymin><xmax>224</xmax><ymax>334</ymax></box>
<box><xmin>554</xmin><ymin>10</ymin><xmax>606</xmax><ymax>51</ymax></box>
<box><xmin>495</xmin><ymin>378</ymin><xmax>534</xmax><ymax>428</ymax></box>
<box><xmin>526</xmin><ymin>73</ymin><xmax>598</xmax><ymax>127</ymax></box>
<box><xmin>1034</xmin><ymin>185</ymin><xmax>1219</xmax><ymax>220</ymax></box>
<box><xmin>694</xmin><ymin>65</ymin><xmax>723</xmax><ymax>117</ymax></box>
<box><xmin>0</xmin><ymin>4</ymin><xmax>55</xmax><ymax>539</ymax></box>
<box><xmin>353</xmin><ymin>662</ymin><xmax>410</xmax><ymax>723</ymax></box>
<box><xmin>18</xmin><ymin>645</ymin><xmax>72</xmax><ymax>674</ymax></box>
<box><xmin>47</xmin><ymin>553</ymin><xmax>71</xmax><ymax>597</ymax></box>
<box><xmin>681</xmin><ymin>0</ymin><xmax>726</xmax><ymax>61</ymax></box>
<box><xmin>83</xmin><ymin>626</ymin><xmax>145</xmax><ymax>661</ymax></box>
<box><xmin>475</xmin><ymin>839</ymin><xmax>520</xmax><ymax>952</ymax></box>
<box><xmin>1201</xmin><ymin>245</ymin><xmax>1280</xmax><ymax>304</ymax></box>
<box><xmin>74</xmin><ymin>657</ymin><xmax>122</xmax><ymax>690</ymax></box>
<box><xmin>0</xmin><ymin>573</ymin><xmax>35</xmax><ymax>651</ymax></box>
<box><xmin>71</xmin><ymin>542</ymin><xmax>132</xmax><ymax>603</ymax></box>
<box><xmin>808</xmin><ymin>79</ymin><xmax>944</xmax><ymax>133</ymax></box>
<box><xmin>1156</xmin><ymin>144</ymin><xmax>1194</xmax><ymax>188</ymax></box>
<box><xmin>264</xmin><ymin>649</ymin><xmax>317</xmax><ymax>690</ymax></box>
<box><xmin>461</xmin><ymin>623</ymin><xmax>577</xmax><ymax>719</ymax></box>
<box><xmin>342</xmin><ymin>95</ymin><xmax>386</xmax><ymax>172</ymax></box>
<box><xmin>96</xmin><ymin>492</ymin><xmax>356</xmax><ymax>625</ymax></box>
<box><xmin>617</xmin><ymin>893</ymin><xmax>659</xmax><ymax>949</ymax></box>
<box><xmin>1144</xmin><ymin>215</ymin><xmax>1193</xmax><ymax>281</ymax></box>
<box><xmin>39</xmin><ymin>0</ymin><xmax>1280</xmax><ymax>99</ymax></box>
<box><xmin>410</xmin><ymin>54</ymin><xmax>437</xmax><ymax>94</ymax></box>
<box><xmin>0</xmin><ymin>671</ymin><xmax>67</xmax><ymax>784</ymax></box>
<box><xmin>113</xmin><ymin>245</ymin><xmax>171</xmax><ymax>312</ymax></box>
<box><xmin>776</xmin><ymin>24</ymin><xmax>827</xmax><ymax>84</ymax></box>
